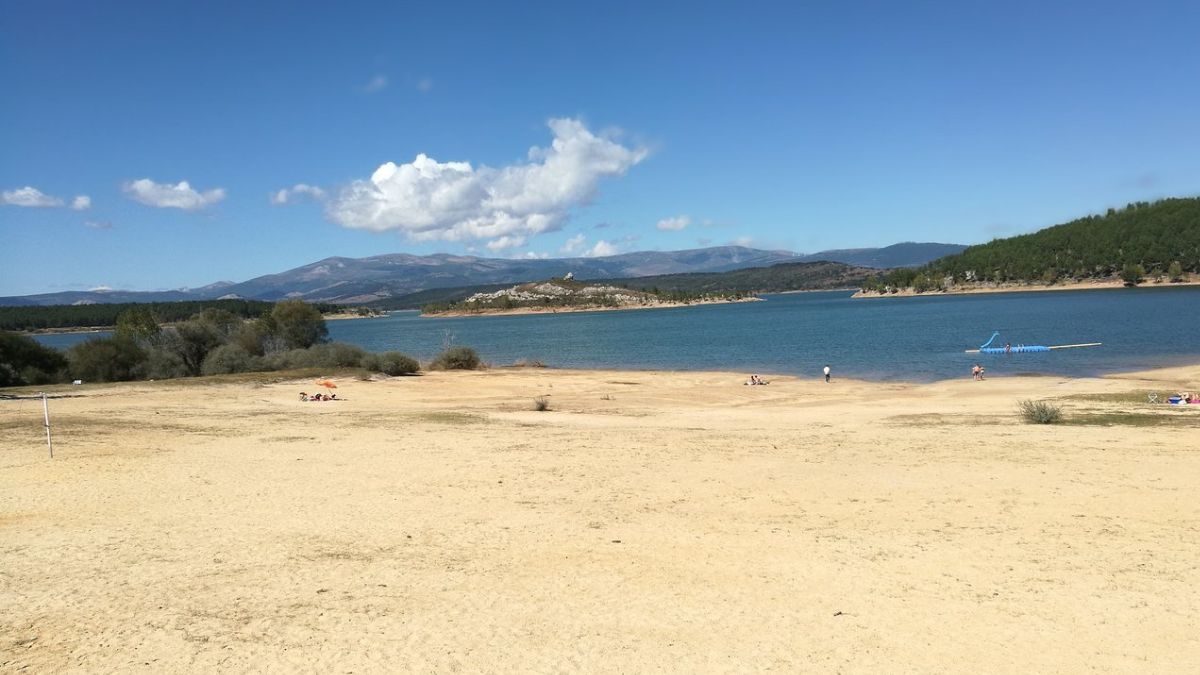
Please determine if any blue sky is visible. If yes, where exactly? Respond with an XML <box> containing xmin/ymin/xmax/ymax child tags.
<box><xmin>2</xmin><ymin>1</ymin><xmax>1198</xmax><ymax>296</ymax></box>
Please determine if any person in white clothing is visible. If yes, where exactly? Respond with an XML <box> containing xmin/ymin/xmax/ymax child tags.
<box><xmin>823</xmin><ymin>364</ymin><xmax>831</xmax><ymax>383</ymax></box>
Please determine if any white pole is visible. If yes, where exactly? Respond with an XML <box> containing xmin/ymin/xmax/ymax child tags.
<box><xmin>42</xmin><ymin>392</ymin><xmax>53</xmax><ymax>459</ymax></box>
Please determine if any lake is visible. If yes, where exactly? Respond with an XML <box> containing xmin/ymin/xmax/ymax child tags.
<box><xmin>32</xmin><ymin>286</ymin><xmax>1200</xmax><ymax>382</ymax></box>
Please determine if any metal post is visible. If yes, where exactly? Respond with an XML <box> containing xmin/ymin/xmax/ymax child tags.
<box><xmin>42</xmin><ymin>392</ymin><xmax>53</xmax><ymax>459</ymax></box>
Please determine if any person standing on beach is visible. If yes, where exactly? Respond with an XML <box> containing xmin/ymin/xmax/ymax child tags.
<box><xmin>823</xmin><ymin>364</ymin><xmax>831</xmax><ymax>383</ymax></box>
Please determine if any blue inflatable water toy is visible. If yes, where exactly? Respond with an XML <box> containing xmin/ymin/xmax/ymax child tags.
<box><xmin>965</xmin><ymin>332</ymin><xmax>1101</xmax><ymax>354</ymax></box>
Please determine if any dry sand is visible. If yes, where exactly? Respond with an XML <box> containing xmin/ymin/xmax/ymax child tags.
<box><xmin>3</xmin><ymin>365</ymin><xmax>1200</xmax><ymax>672</ymax></box>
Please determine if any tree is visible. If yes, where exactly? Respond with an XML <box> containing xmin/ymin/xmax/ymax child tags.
<box><xmin>67</xmin><ymin>337</ymin><xmax>145</xmax><ymax>382</ymax></box>
<box><xmin>114</xmin><ymin>307</ymin><xmax>161</xmax><ymax>343</ymax></box>
<box><xmin>1120</xmin><ymin>263</ymin><xmax>1145</xmax><ymax>286</ymax></box>
<box><xmin>1168</xmin><ymin>260</ymin><xmax>1184</xmax><ymax>282</ymax></box>
<box><xmin>268</xmin><ymin>300</ymin><xmax>328</xmax><ymax>349</ymax></box>
<box><xmin>0</xmin><ymin>331</ymin><xmax>68</xmax><ymax>386</ymax></box>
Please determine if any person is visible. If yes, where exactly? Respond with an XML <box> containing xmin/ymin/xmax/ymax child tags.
<box><xmin>978</xmin><ymin>365</ymin><xmax>985</xmax><ymax>380</ymax></box>
<box><xmin>299</xmin><ymin>392</ymin><xmax>308</xmax><ymax>401</ymax></box>
<box><xmin>823</xmin><ymin>364</ymin><xmax>831</xmax><ymax>383</ymax></box>
<box><xmin>971</xmin><ymin>364</ymin><xmax>981</xmax><ymax>381</ymax></box>
<box><xmin>1005</xmin><ymin>342</ymin><xmax>1012</xmax><ymax>354</ymax></box>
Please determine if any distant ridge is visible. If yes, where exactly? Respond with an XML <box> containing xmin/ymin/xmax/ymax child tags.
<box><xmin>0</xmin><ymin>242</ymin><xmax>962</xmax><ymax>307</ymax></box>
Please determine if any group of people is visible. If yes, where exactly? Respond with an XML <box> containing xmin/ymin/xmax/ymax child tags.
<box><xmin>742</xmin><ymin>365</ymin><xmax>832</xmax><ymax>385</ymax></box>
<box><xmin>299</xmin><ymin>391</ymin><xmax>338</xmax><ymax>402</ymax></box>
<box><xmin>971</xmin><ymin>364</ymin><xmax>986</xmax><ymax>380</ymax></box>
<box><xmin>1171</xmin><ymin>391</ymin><xmax>1200</xmax><ymax>404</ymax></box>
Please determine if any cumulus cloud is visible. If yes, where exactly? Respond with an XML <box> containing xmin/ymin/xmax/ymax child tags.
<box><xmin>326</xmin><ymin>118</ymin><xmax>648</xmax><ymax>248</ymax></box>
<box><xmin>521</xmin><ymin>251</ymin><xmax>550</xmax><ymax>259</ymax></box>
<box><xmin>364</xmin><ymin>74</ymin><xmax>388</xmax><ymax>93</ymax></box>
<box><xmin>585</xmin><ymin>239</ymin><xmax>618</xmax><ymax>257</ymax></box>
<box><xmin>122</xmin><ymin>179</ymin><xmax>226</xmax><ymax>210</ymax></box>
<box><xmin>656</xmin><ymin>215</ymin><xmax>690</xmax><ymax>231</ymax></box>
<box><xmin>71</xmin><ymin>195</ymin><xmax>91</xmax><ymax>210</ymax></box>
<box><xmin>270</xmin><ymin>183</ymin><xmax>327</xmax><ymax>205</ymax></box>
<box><xmin>485</xmin><ymin>235</ymin><xmax>526</xmax><ymax>251</ymax></box>
<box><xmin>1</xmin><ymin>186</ymin><xmax>64</xmax><ymax>208</ymax></box>
<box><xmin>560</xmin><ymin>233</ymin><xmax>586</xmax><ymax>254</ymax></box>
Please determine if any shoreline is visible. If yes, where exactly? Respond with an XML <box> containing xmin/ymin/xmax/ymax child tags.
<box><xmin>853</xmin><ymin>277</ymin><xmax>1200</xmax><ymax>298</ymax></box>
<box><xmin>420</xmin><ymin>296</ymin><xmax>760</xmax><ymax>318</ymax></box>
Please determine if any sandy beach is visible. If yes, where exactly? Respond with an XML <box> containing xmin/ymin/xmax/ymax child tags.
<box><xmin>3</xmin><ymin>365</ymin><xmax>1200</xmax><ymax>672</ymax></box>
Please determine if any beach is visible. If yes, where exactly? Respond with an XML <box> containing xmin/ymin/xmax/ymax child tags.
<box><xmin>3</xmin><ymin>366</ymin><xmax>1199</xmax><ymax>671</ymax></box>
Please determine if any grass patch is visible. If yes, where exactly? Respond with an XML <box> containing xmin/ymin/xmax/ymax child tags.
<box><xmin>1060</xmin><ymin>391</ymin><xmax>1166</xmax><ymax>405</ymax></box>
<box><xmin>1063</xmin><ymin>411</ymin><xmax>1200</xmax><ymax>427</ymax></box>
<box><xmin>886</xmin><ymin>413</ymin><xmax>1007</xmax><ymax>427</ymax></box>
<box><xmin>411</xmin><ymin>411</ymin><xmax>488</xmax><ymax>425</ymax></box>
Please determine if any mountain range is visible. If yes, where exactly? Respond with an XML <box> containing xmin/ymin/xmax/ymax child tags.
<box><xmin>0</xmin><ymin>242</ymin><xmax>964</xmax><ymax>307</ymax></box>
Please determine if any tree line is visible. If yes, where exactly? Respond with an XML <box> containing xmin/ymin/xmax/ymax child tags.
<box><xmin>864</xmin><ymin>197</ymin><xmax>1200</xmax><ymax>293</ymax></box>
<box><xmin>0</xmin><ymin>298</ymin><xmax>340</xmax><ymax>332</ymax></box>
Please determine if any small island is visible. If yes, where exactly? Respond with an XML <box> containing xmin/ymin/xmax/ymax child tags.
<box><xmin>420</xmin><ymin>277</ymin><xmax>756</xmax><ymax>317</ymax></box>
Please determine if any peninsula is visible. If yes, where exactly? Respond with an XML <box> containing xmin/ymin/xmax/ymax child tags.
<box><xmin>420</xmin><ymin>277</ymin><xmax>754</xmax><ymax>317</ymax></box>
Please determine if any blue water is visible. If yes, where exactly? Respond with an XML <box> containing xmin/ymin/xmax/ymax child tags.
<box><xmin>32</xmin><ymin>286</ymin><xmax>1200</xmax><ymax>381</ymax></box>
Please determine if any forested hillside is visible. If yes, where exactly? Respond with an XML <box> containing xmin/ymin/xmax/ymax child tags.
<box><xmin>867</xmin><ymin>198</ymin><xmax>1200</xmax><ymax>292</ymax></box>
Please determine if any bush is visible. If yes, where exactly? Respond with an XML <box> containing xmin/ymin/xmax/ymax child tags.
<box><xmin>1018</xmin><ymin>399</ymin><xmax>1063</xmax><ymax>424</ymax></box>
<box><xmin>268</xmin><ymin>300</ymin><xmax>328</xmax><ymax>349</ymax></box>
<box><xmin>201</xmin><ymin>344</ymin><xmax>260</xmax><ymax>375</ymax></box>
<box><xmin>361</xmin><ymin>351</ymin><xmax>420</xmax><ymax>376</ymax></box>
<box><xmin>429</xmin><ymin>346</ymin><xmax>481</xmax><ymax>370</ymax></box>
<box><xmin>136</xmin><ymin>347</ymin><xmax>190</xmax><ymax>380</ymax></box>
<box><xmin>263</xmin><ymin>342</ymin><xmax>367</xmax><ymax>370</ymax></box>
<box><xmin>67</xmin><ymin>337</ymin><xmax>145</xmax><ymax>383</ymax></box>
<box><xmin>0</xmin><ymin>331</ymin><xmax>68</xmax><ymax>386</ymax></box>
<box><xmin>533</xmin><ymin>396</ymin><xmax>550</xmax><ymax>411</ymax></box>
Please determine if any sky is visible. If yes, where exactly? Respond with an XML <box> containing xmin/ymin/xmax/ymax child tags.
<box><xmin>2</xmin><ymin>1</ymin><xmax>1199</xmax><ymax>296</ymax></box>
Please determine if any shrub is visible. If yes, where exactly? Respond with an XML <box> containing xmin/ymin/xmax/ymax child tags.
<box><xmin>361</xmin><ymin>351</ymin><xmax>420</xmax><ymax>376</ymax></box>
<box><xmin>268</xmin><ymin>300</ymin><xmax>328</xmax><ymax>349</ymax></box>
<box><xmin>533</xmin><ymin>396</ymin><xmax>550</xmax><ymax>411</ymax></box>
<box><xmin>137</xmin><ymin>347</ymin><xmax>190</xmax><ymax>380</ymax></box>
<box><xmin>1018</xmin><ymin>399</ymin><xmax>1063</xmax><ymax>424</ymax></box>
<box><xmin>429</xmin><ymin>346</ymin><xmax>481</xmax><ymax>370</ymax></box>
<box><xmin>67</xmin><ymin>337</ymin><xmax>145</xmax><ymax>383</ymax></box>
<box><xmin>201</xmin><ymin>344</ymin><xmax>260</xmax><ymax>375</ymax></box>
<box><xmin>263</xmin><ymin>342</ymin><xmax>367</xmax><ymax>370</ymax></box>
<box><xmin>0</xmin><ymin>331</ymin><xmax>68</xmax><ymax>386</ymax></box>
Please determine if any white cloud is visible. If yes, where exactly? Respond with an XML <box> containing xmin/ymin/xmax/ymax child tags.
<box><xmin>485</xmin><ymin>235</ymin><xmax>526</xmax><ymax>251</ymax></box>
<box><xmin>88</xmin><ymin>285</ymin><xmax>113</xmax><ymax>292</ymax></box>
<box><xmin>122</xmin><ymin>179</ymin><xmax>226</xmax><ymax>210</ymax></box>
<box><xmin>521</xmin><ymin>251</ymin><xmax>550</xmax><ymax>259</ymax></box>
<box><xmin>730</xmin><ymin>236</ymin><xmax>754</xmax><ymax>247</ymax></box>
<box><xmin>559</xmin><ymin>233</ymin><xmax>586</xmax><ymax>254</ymax></box>
<box><xmin>656</xmin><ymin>215</ymin><xmax>690</xmax><ymax>231</ymax></box>
<box><xmin>1</xmin><ymin>186</ymin><xmax>64</xmax><ymax>208</ymax></box>
<box><xmin>364</xmin><ymin>74</ymin><xmax>388</xmax><ymax>93</ymax></box>
<box><xmin>585</xmin><ymin>239</ymin><xmax>618</xmax><ymax>257</ymax></box>
<box><xmin>84</xmin><ymin>220</ymin><xmax>113</xmax><ymax>230</ymax></box>
<box><xmin>71</xmin><ymin>195</ymin><xmax>91</xmax><ymax>210</ymax></box>
<box><xmin>270</xmin><ymin>183</ymin><xmax>327</xmax><ymax>205</ymax></box>
<box><xmin>326</xmin><ymin>118</ymin><xmax>648</xmax><ymax>247</ymax></box>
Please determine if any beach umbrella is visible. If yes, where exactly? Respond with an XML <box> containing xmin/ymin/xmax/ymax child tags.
<box><xmin>316</xmin><ymin>379</ymin><xmax>337</xmax><ymax>389</ymax></box>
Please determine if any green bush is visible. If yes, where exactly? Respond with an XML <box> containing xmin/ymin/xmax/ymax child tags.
<box><xmin>67</xmin><ymin>337</ymin><xmax>145</xmax><ymax>383</ymax></box>
<box><xmin>1018</xmin><ymin>399</ymin><xmax>1063</xmax><ymax>424</ymax></box>
<box><xmin>361</xmin><ymin>351</ymin><xmax>420</xmax><ymax>376</ymax></box>
<box><xmin>429</xmin><ymin>346</ymin><xmax>481</xmax><ymax>370</ymax></box>
<box><xmin>263</xmin><ymin>342</ymin><xmax>367</xmax><ymax>370</ymax></box>
<box><xmin>0</xmin><ymin>331</ymin><xmax>68</xmax><ymax>386</ymax></box>
<box><xmin>137</xmin><ymin>347</ymin><xmax>190</xmax><ymax>380</ymax></box>
<box><xmin>201</xmin><ymin>344</ymin><xmax>261</xmax><ymax>375</ymax></box>
<box><xmin>533</xmin><ymin>396</ymin><xmax>550</xmax><ymax>411</ymax></box>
